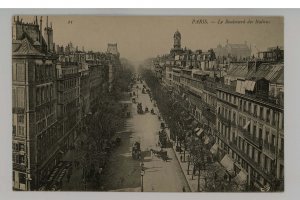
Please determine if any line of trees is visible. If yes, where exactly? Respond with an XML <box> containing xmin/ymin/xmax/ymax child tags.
<box><xmin>141</xmin><ymin>67</ymin><xmax>240</xmax><ymax>192</ymax></box>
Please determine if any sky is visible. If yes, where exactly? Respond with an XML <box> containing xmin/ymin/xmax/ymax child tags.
<box><xmin>19</xmin><ymin>16</ymin><xmax>283</xmax><ymax>63</ymax></box>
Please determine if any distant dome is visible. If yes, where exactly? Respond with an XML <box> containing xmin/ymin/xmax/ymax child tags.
<box><xmin>174</xmin><ymin>30</ymin><xmax>181</xmax><ymax>38</ymax></box>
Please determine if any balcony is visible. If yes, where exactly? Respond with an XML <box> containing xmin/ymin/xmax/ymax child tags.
<box><xmin>218</xmin><ymin>98</ymin><xmax>238</xmax><ymax>109</ymax></box>
<box><xmin>215</xmin><ymin>131</ymin><xmax>273</xmax><ymax>183</ymax></box>
<box><xmin>217</xmin><ymin>113</ymin><xmax>231</xmax><ymax>127</ymax></box>
<box><xmin>231</xmin><ymin>120</ymin><xmax>238</xmax><ymax>128</ymax></box>
<box><xmin>12</xmin><ymin>107</ymin><xmax>25</xmax><ymax>114</ymax></box>
<box><xmin>13</xmin><ymin>163</ymin><xmax>26</xmax><ymax>172</ymax></box>
<box><xmin>279</xmin><ymin>149</ymin><xmax>284</xmax><ymax>160</ymax></box>
<box><xmin>238</xmin><ymin>126</ymin><xmax>263</xmax><ymax>149</ymax></box>
<box><xmin>263</xmin><ymin>143</ymin><xmax>276</xmax><ymax>155</ymax></box>
<box><xmin>204</xmin><ymin>84</ymin><xmax>216</xmax><ymax>94</ymax></box>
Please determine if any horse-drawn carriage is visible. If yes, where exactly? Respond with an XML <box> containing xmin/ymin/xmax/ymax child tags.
<box><xmin>132</xmin><ymin>142</ymin><xmax>141</xmax><ymax>160</ymax></box>
<box><xmin>132</xmin><ymin>97</ymin><xmax>136</xmax><ymax>103</ymax></box>
<box><xmin>137</xmin><ymin>103</ymin><xmax>143</xmax><ymax>114</ymax></box>
<box><xmin>151</xmin><ymin>108</ymin><xmax>155</xmax><ymax>114</ymax></box>
<box><xmin>151</xmin><ymin>149</ymin><xmax>169</xmax><ymax>161</ymax></box>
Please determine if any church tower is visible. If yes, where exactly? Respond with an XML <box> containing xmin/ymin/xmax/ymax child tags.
<box><xmin>44</xmin><ymin>16</ymin><xmax>54</xmax><ymax>52</ymax></box>
<box><xmin>170</xmin><ymin>30</ymin><xmax>183</xmax><ymax>56</ymax></box>
<box><xmin>173</xmin><ymin>30</ymin><xmax>181</xmax><ymax>49</ymax></box>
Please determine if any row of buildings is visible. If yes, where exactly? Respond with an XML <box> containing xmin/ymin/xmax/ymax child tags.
<box><xmin>12</xmin><ymin>16</ymin><xmax>121</xmax><ymax>190</ymax></box>
<box><xmin>151</xmin><ymin>30</ymin><xmax>284</xmax><ymax>191</ymax></box>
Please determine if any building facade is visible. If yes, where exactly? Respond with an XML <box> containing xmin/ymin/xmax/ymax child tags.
<box><xmin>12</xmin><ymin>16</ymin><xmax>122</xmax><ymax>191</ymax></box>
<box><xmin>12</xmin><ymin>16</ymin><xmax>59</xmax><ymax>190</ymax></box>
<box><xmin>153</xmin><ymin>30</ymin><xmax>284</xmax><ymax>191</ymax></box>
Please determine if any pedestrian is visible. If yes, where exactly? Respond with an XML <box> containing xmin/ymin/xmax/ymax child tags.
<box><xmin>182</xmin><ymin>186</ymin><xmax>186</xmax><ymax>192</ymax></box>
<box><xmin>224</xmin><ymin>173</ymin><xmax>228</xmax><ymax>181</ymax></box>
<box><xmin>180</xmin><ymin>155</ymin><xmax>183</xmax><ymax>162</ymax></box>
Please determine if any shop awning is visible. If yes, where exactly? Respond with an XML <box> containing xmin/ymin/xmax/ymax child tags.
<box><xmin>189</xmin><ymin>120</ymin><xmax>198</xmax><ymax>128</ymax></box>
<box><xmin>203</xmin><ymin>135</ymin><xmax>210</xmax><ymax>144</ymax></box>
<box><xmin>210</xmin><ymin>143</ymin><xmax>219</xmax><ymax>154</ymax></box>
<box><xmin>233</xmin><ymin>169</ymin><xmax>248</xmax><ymax>185</ymax></box>
<box><xmin>220</xmin><ymin>154</ymin><xmax>235</xmax><ymax>175</ymax></box>
<box><xmin>243</xmin><ymin>121</ymin><xmax>251</xmax><ymax>129</ymax></box>
<box><xmin>195</xmin><ymin>128</ymin><xmax>204</xmax><ymax>137</ymax></box>
<box><xmin>185</xmin><ymin>116</ymin><xmax>193</xmax><ymax>123</ymax></box>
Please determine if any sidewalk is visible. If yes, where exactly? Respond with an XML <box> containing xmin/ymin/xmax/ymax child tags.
<box><xmin>164</xmin><ymin>128</ymin><xmax>229</xmax><ymax>192</ymax></box>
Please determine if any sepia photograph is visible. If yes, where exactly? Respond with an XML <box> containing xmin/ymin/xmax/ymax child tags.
<box><xmin>11</xmin><ymin>15</ymin><xmax>284</xmax><ymax>192</ymax></box>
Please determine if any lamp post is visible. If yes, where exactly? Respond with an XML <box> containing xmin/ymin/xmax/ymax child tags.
<box><xmin>140</xmin><ymin>159</ymin><xmax>145</xmax><ymax>192</ymax></box>
<box><xmin>140</xmin><ymin>169</ymin><xmax>145</xmax><ymax>192</ymax></box>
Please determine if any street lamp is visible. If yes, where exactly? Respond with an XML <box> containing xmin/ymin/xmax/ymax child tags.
<box><xmin>140</xmin><ymin>160</ymin><xmax>145</xmax><ymax>192</ymax></box>
<box><xmin>140</xmin><ymin>169</ymin><xmax>145</xmax><ymax>192</ymax></box>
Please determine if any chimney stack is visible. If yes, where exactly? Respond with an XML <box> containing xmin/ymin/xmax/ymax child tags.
<box><xmin>39</xmin><ymin>16</ymin><xmax>43</xmax><ymax>44</ymax></box>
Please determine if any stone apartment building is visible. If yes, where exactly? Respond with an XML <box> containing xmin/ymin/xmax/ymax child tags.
<box><xmin>12</xmin><ymin>16</ymin><xmax>59</xmax><ymax>190</ymax></box>
<box><xmin>12</xmin><ymin>16</ymin><xmax>121</xmax><ymax>191</ymax></box>
<box><xmin>155</xmin><ymin>31</ymin><xmax>284</xmax><ymax>191</ymax></box>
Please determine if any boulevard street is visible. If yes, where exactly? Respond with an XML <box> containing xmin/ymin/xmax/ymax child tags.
<box><xmin>100</xmin><ymin>82</ymin><xmax>190</xmax><ymax>192</ymax></box>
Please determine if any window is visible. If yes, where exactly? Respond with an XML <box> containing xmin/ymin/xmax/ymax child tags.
<box><xmin>259</xmin><ymin>128</ymin><xmax>263</xmax><ymax>140</ymax></box>
<box><xmin>13</xmin><ymin>154</ymin><xmax>18</xmax><ymax>163</ymax></box>
<box><xmin>13</xmin><ymin>125</ymin><xmax>16</xmax><ymax>135</ymax></box>
<box><xmin>19</xmin><ymin>143</ymin><xmax>25</xmax><ymax>151</ymax></box>
<box><xmin>280</xmin><ymin>164</ymin><xmax>284</xmax><ymax>179</ymax></box>
<box><xmin>253</xmin><ymin>125</ymin><xmax>257</xmax><ymax>136</ymax></box>
<box><xmin>12</xmin><ymin>88</ymin><xmax>16</xmax><ymax>107</ymax></box>
<box><xmin>280</xmin><ymin>138</ymin><xmax>284</xmax><ymax>152</ymax></box>
<box><xmin>16</xmin><ymin>63</ymin><xmax>25</xmax><ymax>81</ymax></box>
<box><xmin>36</xmin><ymin>65</ymin><xmax>40</xmax><ymax>81</ymax></box>
<box><xmin>243</xmin><ymin>101</ymin><xmax>247</xmax><ymax>112</ymax></box>
<box><xmin>266</xmin><ymin>109</ymin><xmax>270</xmax><ymax>123</ymax></box>
<box><xmin>17</xmin><ymin>126</ymin><xmax>25</xmax><ymax>136</ymax></box>
<box><xmin>18</xmin><ymin>114</ymin><xmax>24</xmax><ymax>123</ymax></box>
<box><xmin>36</xmin><ymin>88</ymin><xmax>40</xmax><ymax>105</ymax></box>
<box><xmin>264</xmin><ymin>155</ymin><xmax>268</xmax><ymax>170</ymax></box>
<box><xmin>13</xmin><ymin>63</ymin><xmax>17</xmax><ymax>81</ymax></box>
<box><xmin>265</xmin><ymin>130</ymin><xmax>270</xmax><ymax>144</ymax></box>
<box><xmin>272</xmin><ymin>134</ymin><xmax>276</xmax><ymax>146</ymax></box>
<box><xmin>19</xmin><ymin>173</ymin><xmax>26</xmax><ymax>184</ymax></box>
<box><xmin>260</xmin><ymin>107</ymin><xmax>264</xmax><ymax>120</ymax></box>
<box><xmin>17</xmin><ymin>87</ymin><xmax>25</xmax><ymax>108</ymax></box>
<box><xmin>19</xmin><ymin>155</ymin><xmax>25</xmax><ymax>164</ymax></box>
<box><xmin>248</xmin><ymin>102</ymin><xmax>252</xmax><ymax>113</ymax></box>
<box><xmin>253</xmin><ymin>104</ymin><xmax>257</xmax><ymax>116</ymax></box>
<box><xmin>233</xmin><ymin>112</ymin><xmax>236</xmax><ymax>123</ymax></box>
<box><xmin>272</xmin><ymin>111</ymin><xmax>276</xmax><ymax>126</ymax></box>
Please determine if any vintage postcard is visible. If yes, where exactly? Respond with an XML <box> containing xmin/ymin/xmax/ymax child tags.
<box><xmin>12</xmin><ymin>16</ymin><xmax>283</xmax><ymax>192</ymax></box>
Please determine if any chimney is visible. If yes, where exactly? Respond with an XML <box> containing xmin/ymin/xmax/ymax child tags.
<box><xmin>39</xmin><ymin>16</ymin><xmax>43</xmax><ymax>44</ymax></box>
<box><xmin>46</xmin><ymin>16</ymin><xmax>50</xmax><ymax>52</ymax></box>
